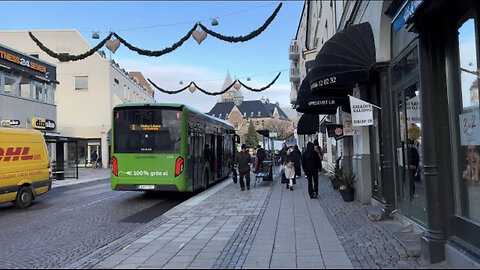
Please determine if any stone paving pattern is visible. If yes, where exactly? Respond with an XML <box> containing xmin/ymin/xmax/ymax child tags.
<box><xmin>93</xmin><ymin>170</ymin><xmax>450</xmax><ymax>269</ymax></box>
<box><xmin>316</xmin><ymin>176</ymin><xmax>449</xmax><ymax>269</ymax></box>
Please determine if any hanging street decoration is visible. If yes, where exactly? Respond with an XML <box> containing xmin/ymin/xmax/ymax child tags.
<box><xmin>27</xmin><ymin>3</ymin><xmax>282</xmax><ymax>61</ymax></box>
<box><xmin>28</xmin><ymin>32</ymin><xmax>113</xmax><ymax>62</ymax></box>
<box><xmin>197</xmin><ymin>3</ymin><xmax>282</xmax><ymax>43</ymax></box>
<box><xmin>147</xmin><ymin>72</ymin><xmax>281</xmax><ymax>96</ymax></box>
<box><xmin>192</xmin><ymin>29</ymin><xmax>207</xmax><ymax>45</ymax></box>
<box><xmin>105</xmin><ymin>39</ymin><xmax>120</xmax><ymax>53</ymax></box>
<box><xmin>189</xmin><ymin>84</ymin><xmax>197</xmax><ymax>93</ymax></box>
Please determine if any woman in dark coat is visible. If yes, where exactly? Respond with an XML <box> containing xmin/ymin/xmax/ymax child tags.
<box><xmin>291</xmin><ymin>145</ymin><xmax>302</xmax><ymax>184</ymax></box>
<box><xmin>302</xmin><ymin>142</ymin><xmax>321</xmax><ymax>199</ymax></box>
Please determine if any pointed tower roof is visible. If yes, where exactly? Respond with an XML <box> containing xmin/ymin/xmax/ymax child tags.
<box><xmin>220</xmin><ymin>71</ymin><xmax>237</xmax><ymax>102</ymax></box>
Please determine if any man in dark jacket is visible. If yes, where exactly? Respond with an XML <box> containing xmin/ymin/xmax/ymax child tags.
<box><xmin>302</xmin><ymin>142</ymin><xmax>321</xmax><ymax>199</ymax></box>
<box><xmin>235</xmin><ymin>144</ymin><xmax>252</xmax><ymax>191</ymax></box>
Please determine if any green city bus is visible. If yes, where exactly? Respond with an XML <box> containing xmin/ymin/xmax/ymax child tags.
<box><xmin>110</xmin><ymin>103</ymin><xmax>237</xmax><ymax>192</ymax></box>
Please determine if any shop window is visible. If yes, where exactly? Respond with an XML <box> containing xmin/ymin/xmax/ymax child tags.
<box><xmin>75</xmin><ymin>75</ymin><xmax>88</xmax><ymax>90</ymax></box>
<box><xmin>455</xmin><ymin>17</ymin><xmax>480</xmax><ymax>223</ymax></box>
<box><xmin>20</xmin><ymin>77</ymin><xmax>31</xmax><ymax>99</ymax></box>
<box><xmin>46</xmin><ymin>84</ymin><xmax>55</xmax><ymax>104</ymax></box>
<box><xmin>4</xmin><ymin>73</ymin><xmax>20</xmax><ymax>96</ymax></box>
<box><xmin>33</xmin><ymin>81</ymin><xmax>45</xmax><ymax>102</ymax></box>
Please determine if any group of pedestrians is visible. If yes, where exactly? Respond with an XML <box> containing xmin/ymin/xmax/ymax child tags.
<box><xmin>234</xmin><ymin>140</ymin><xmax>324</xmax><ymax>199</ymax></box>
<box><xmin>278</xmin><ymin>141</ymin><xmax>323</xmax><ymax>198</ymax></box>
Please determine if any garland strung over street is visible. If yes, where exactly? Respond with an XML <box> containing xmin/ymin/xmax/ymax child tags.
<box><xmin>147</xmin><ymin>72</ymin><xmax>281</xmax><ymax>96</ymax></box>
<box><xmin>197</xmin><ymin>2</ymin><xmax>282</xmax><ymax>43</ymax></box>
<box><xmin>28</xmin><ymin>32</ymin><xmax>113</xmax><ymax>62</ymax></box>
<box><xmin>112</xmin><ymin>24</ymin><xmax>197</xmax><ymax>57</ymax></box>
<box><xmin>27</xmin><ymin>3</ymin><xmax>282</xmax><ymax>61</ymax></box>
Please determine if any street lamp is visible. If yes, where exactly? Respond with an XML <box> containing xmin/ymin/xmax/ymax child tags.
<box><xmin>92</xmin><ymin>31</ymin><xmax>100</xmax><ymax>39</ymax></box>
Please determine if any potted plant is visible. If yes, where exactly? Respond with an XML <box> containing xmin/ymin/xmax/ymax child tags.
<box><xmin>339</xmin><ymin>170</ymin><xmax>356</xmax><ymax>202</ymax></box>
<box><xmin>326</xmin><ymin>164</ymin><xmax>343</xmax><ymax>190</ymax></box>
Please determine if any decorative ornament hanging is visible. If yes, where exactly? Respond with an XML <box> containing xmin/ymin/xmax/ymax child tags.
<box><xmin>234</xmin><ymin>81</ymin><xmax>241</xmax><ymax>90</ymax></box>
<box><xmin>28</xmin><ymin>3</ymin><xmax>282</xmax><ymax>61</ymax></box>
<box><xmin>192</xmin><ymin>29</ymin><xmax>207</xmax><ymax>45</ymax></box>
<box><xmin>189</xmin><ymin>84</ymin><xmax>196</xmax><ymax>93</ymax></box>
<box><xmin>105</xmin><ymin>39</ymin><xmax>121</xmax><ymax>53</ymax></box>
<box><xmin>147</xmin><ymin>72</ymin><xmax>282</xmax><ymax>96</ymax></box>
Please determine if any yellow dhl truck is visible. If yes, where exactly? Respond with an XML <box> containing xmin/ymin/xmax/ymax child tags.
<box><xmin>0</xmin><ymin>128</ymin><xmax>51</xmax><ymax>208</ymax></box>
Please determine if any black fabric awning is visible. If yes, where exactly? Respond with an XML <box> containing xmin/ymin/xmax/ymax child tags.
<box><xmin>308</xmin><ymin>22</ymin><xmax>376</xmax><ymax>95</ymax></box>
<box><xmin>296</xmin><ymin>75</ymin><xmax>343</xmax><ymax>114</ymax></box>
<box><xmin>297</xmin><ymin>113</ymin><xmax>319</xmax><ymax>135</ymax></box>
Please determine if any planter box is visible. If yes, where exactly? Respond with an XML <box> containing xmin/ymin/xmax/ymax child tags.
<box><xmin>331</xmin><ymin>179</ymin><xmax>341</xmax><ymax>190</ymax></box>
<box><xmin>339</xmin><ymin>187</ymin><xmax>354</xmax><ymax>202</ymax></box>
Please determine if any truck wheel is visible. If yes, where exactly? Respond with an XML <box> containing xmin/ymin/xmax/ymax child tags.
<box><xmin>14</xmin><ymin>186</ymin><xmax>33</xmax><ymax>209</ymax></box>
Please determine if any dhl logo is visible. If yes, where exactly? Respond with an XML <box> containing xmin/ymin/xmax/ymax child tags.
<box><xmin>0</xmin><ymin>147</ymin><xmax>40</xmax><ymax>162</ymax></box>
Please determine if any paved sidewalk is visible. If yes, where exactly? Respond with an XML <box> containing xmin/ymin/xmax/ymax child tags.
<box><xmin>92</xmin><ymin>170</ymin><xmax>353</xmax><ymax>269</ymax></box>
<box><xmin>51</xmin><ymin>167</ymin><xmax>110</xmax><ymax>188</ymax></box>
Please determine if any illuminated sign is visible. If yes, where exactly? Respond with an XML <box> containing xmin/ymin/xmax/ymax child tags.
<box><xmin>31</xmin><ymin>117</ymin><xmax>56</xmax><ymax>130</ymax></box>
<box><xmin>0</xmin><ymin>49</ymin><xmax>47</xmax><ymax>73</ymax></box>
<box><xmin>131</xmin><ymin>124</ymin><xmax>161</xmax><ymax>131</ymax></box>
<box><xmin>1</xmin><ymin>120</ymin><xmax>20</xmax><ymax>126</ymax></box>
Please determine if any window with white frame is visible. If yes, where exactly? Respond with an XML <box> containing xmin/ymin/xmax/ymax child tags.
<box><xmin>75</xmin><ymin>75</ymin><xmax>88</xmax><ymax>90</ymax></box>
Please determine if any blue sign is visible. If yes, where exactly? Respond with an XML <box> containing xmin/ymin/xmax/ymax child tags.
<box><xmin>392</xmin><ymin>0</ymin><xmax>424</xmax><ymax>33</ymax></box>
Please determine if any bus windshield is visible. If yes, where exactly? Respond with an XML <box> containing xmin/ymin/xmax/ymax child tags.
<box><xmin>113</xmin><ymin>107</ymin><xmax>182</xmax><ymax>153</ymax></box>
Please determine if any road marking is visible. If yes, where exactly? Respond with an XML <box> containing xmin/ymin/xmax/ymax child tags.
<box><xmin>183</xmin><ymin>179</ymin><xmax>231</xmax><ymax>206</ymax></box>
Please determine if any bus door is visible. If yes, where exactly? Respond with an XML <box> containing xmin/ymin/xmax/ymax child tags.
<box><xmin>210</xmin><ymin>135</ymin><xmax>216</xmax><ymax>176</ymax></box>
<box><xmin>216</xmin><ymin>136</ymin><xmax>223</xmax><ymax>178</ymax></box>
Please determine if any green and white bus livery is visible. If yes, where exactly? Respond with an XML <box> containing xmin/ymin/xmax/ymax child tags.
<box><xmin>111</xmin><ymin>103</ymin><xmax>236</xmax><ymax>192</ymax></box>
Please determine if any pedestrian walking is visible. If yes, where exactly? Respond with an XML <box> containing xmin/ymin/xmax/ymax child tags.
<box><xmin>302</xmin><ymin>142</ymin><xmax>321</xmax><ymax>199</ymax></box>
<box><xmin>279</xmin><ymin>143</ymin><xmax>288</xmax><ymax>165</ymax></box>
<box><xmin>291</xmin><ymin>145</ymin><xmax>302</xmax><ymax>184</ymax></box>
<box><xmin>235</xmin><ymin>144</ymin><xmax>252</xmax><ymax>191</ymax></box>
<box><xmin>255</xmin><ymin>145</ymin><xmax>267</xmax><ymax>173</ymax></box>
<box><xmin>283</xmin><ymin>148</ymin><xmax>295</xmax><ymax>190</ymax></box>
<box><xmin>313</xmin><ymin>140</ymin><xmax>324</xmax><ymax>172</ymax></box>
<box><xmin>91</xmin><ymin>150</ymin><xmax>98</xmax><ymax>168</ymax></box>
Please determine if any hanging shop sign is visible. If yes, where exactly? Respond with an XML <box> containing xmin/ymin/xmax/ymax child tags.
<box><xmin>31</xmin><ymin>118</ymin><xmax>56</xmax><ymax>130</ymax></box>
<box><xmin>406</xmin><ymin>95</ymin><xmax>420</xmax><ymax>123</ymax></box>
<box><xmin>342</xmin><ymin>113</ymin><xmax>360</xmax><ymax>136</ymax></box>
<box><xmin>326</xmin><ymin>124</ymin><xmax>344</xmax><ymax>140</ymax></box>
<box><xmin>1</xmin><ymin>120</ymin><xmax>20</xmax><ymax>127</ymax></box>
<box><xmin>349</xmin><ymin>95</ymin><xmax>375</xmax><ymax>126</ymax></box>
<box><xmin>459</xmin><ymin>111</ymin><xmax>480</xmax><ymax>146</ymax></box>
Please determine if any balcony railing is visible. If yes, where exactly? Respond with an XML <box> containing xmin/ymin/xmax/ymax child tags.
<box><xmin>289</xmin><ymin>44</ymin><xmax>300</xmax><ymax>60</ymax></box>
<box><xmin>290</xmin><ymin>68</ymin><xmax>300</xmax><ymax>83</ymax></box>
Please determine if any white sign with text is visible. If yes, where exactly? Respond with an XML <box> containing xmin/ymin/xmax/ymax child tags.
<box><xmin>349</xmin><ymin>95</ymin><xmax>374</xmax><ymax>126</ymax></box>
<box><xmin>459</xmin><ymin>111</ymin><xmax>480</xmax><ymax>146</ymax></box>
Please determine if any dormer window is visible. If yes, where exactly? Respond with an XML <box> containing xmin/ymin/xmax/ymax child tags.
<box><xmin>243</xmin><ymin>112</ymin><xmax>246</xmax><ymax>117</ymax></box>
<box><xmin>219</xmin><ymin>113</ymin><xmax>222</xmax><ymax>118</ymax></box>
<box><xmin>258</xmin><ymin>111</ymin><xmax>261</xmax><ymax>116</ymax></box>
<box><xmin>250</xmin><ymin>112</ymin><xmax>254</xmax><ymax>117</ymax></box>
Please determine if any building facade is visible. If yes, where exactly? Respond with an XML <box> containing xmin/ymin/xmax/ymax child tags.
<box><xmin>209</xmin><ymin>75</ymin><xmax>292</xmax><ymax>146</ymax></box>
<box><xmin>0</xmin><ymin>30</ymin><xmax>155</xmax><ymax>168</ymax></box>
<box><xmin>291</xmin><ymin>0</ymin><xmax>480</xmax><ymax>266</ymax></box>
